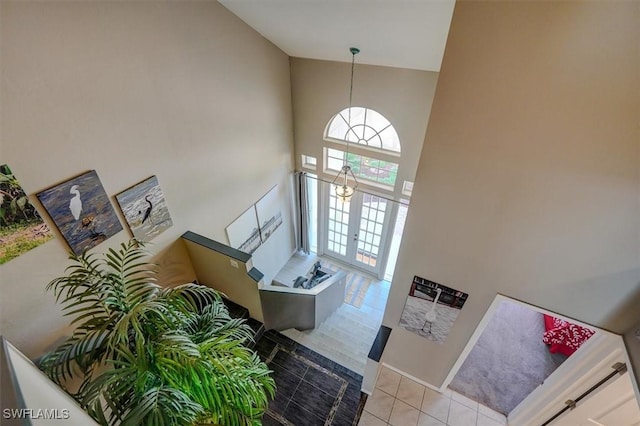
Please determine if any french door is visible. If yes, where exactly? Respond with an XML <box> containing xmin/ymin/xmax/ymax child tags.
<box><xmin>323</xmin><ymin>187</ymin><xmax>393</xmax><ymax>277</ymax></box>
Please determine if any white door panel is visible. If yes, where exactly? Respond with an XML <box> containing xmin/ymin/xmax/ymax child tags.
<box><xmin>324</xmin><ymin>191</ymin><xmax>352</xmax><ymax>263</ymax></box>
<box><xmin>323</xmin><ymin>188</ymin><xmax>392</xmax><ymax>276</ymax></box>
<box><xmin>555</xmin><ymin>371</ymin><xmax>640</xmax><ymax>426</ymax></box>
<box><xmin>509</xmin><ymin>332</ymin><xmax>639</xmax><ymax>426</ymax></box>
<box><xmin>353</xmin><ymin>193</ymin><xmax>390</xmax><ymax>274</ymax></box>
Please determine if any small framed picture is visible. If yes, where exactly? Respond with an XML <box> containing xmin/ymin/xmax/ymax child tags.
<box><xmin>0</xmin><ymin>164</ymin><xmax>54</xmax><ymax>264</ymax></box>
<box><xmin>116</xmin><ymin>175</ymin><xmax>173</xmax><ymax>242</ymax></box>
<box><xmin>400</xmin><ymin>276</ymin><xmax>469</xmax><ymax>343</ymax></box>
<box><xmin>37</xmin><ymin>170</ymin><xmax>122</xmax><ymax>255</ymax></box>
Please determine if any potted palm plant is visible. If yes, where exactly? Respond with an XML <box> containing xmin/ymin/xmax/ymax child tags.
<box><xmin>40</xmin><ymin>240</ymin><xmax>275</xmax><ymax>425</ymax></box>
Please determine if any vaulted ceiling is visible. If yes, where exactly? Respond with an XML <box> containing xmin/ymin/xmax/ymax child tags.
<box><xmin>219</xmin><ymin>0</ymin><xmax>456</xmax><ymax>71</ymax></box>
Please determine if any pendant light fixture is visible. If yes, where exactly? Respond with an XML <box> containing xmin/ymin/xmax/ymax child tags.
<box><xmin>332</xmin><ymin>47</ymin><xmax>360</xmax><ymax>202</ymax></box>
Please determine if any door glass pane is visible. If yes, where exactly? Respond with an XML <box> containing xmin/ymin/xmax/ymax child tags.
<box><xmin>355</xmin><ymin>194</ymin><xmax>387</xmax><ymax>268</ymax></box>
<box><xmin>326</xmin><ymin>191</ymin><xmax>351</xmax><ymax>257</ymax></box>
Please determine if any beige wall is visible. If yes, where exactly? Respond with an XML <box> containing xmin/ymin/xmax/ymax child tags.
<box><xmin>625</xmin><ymin>321</ymin><xmax>640</xmax><ymax>396</ymax></box>
<box><xmin>1</xmin><ymin>1</ymin><xmax>294</xmax><ymax>358</ymax></box>
<box><xmin>290</xmin><ymin>57</ymin><xmax>438</xmax><ymax>200</ymax></box>
<box><xmin>183</xmin><ymin>238</ymin><xmax>264</xmax><ymax>323</ymax></box>
<box><xmin>383</xmin><ymin>1</ymin><xmax>640</xmax><ymax>387</ymax></box>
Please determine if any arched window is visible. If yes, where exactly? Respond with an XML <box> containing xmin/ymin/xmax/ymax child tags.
<box><xmin>324</xmin><ymin>107</ymin><xmax>401</xmax><ymax>190</ymax></box>
<box><xmin>325</xmin><ymin>107</ymin><xmax>400</xmax><ymax>153</ymax></box>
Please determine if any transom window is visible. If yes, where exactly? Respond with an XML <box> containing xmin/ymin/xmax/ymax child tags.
<box><xmin>325</xmin><ymin>107</ymin><xmax>400</xmax><ymax>153</ymax></box>
<box><xmin>326</xmin><ymin>148</ymin><xmax>398</xmax><ymax>189</ymax></box>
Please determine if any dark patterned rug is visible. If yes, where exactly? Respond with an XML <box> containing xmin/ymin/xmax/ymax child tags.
<box><xmin>255</xmin><ymin>330</ymin><xmax>366</xmax><ymax>425</ymax></box>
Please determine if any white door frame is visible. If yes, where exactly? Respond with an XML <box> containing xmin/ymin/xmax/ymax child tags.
<box><xmin>351</xmin><ymin>192</ymin><xmax>395</xmax><ymax>277</ymax></box>
<box><xmin>542</xmin><ymin>370</ymin><xmax>640</xmax><ymax>425</ymax></box>
<box><xmin>321</xmin><ymin>185</ymin><xmax>354</xmax><ymax>265</ymax></box>
<box><xmin>319</xmin><ymin>183</ymin><xmax>396</xmax><ymax>280</ymax></box>
<box><xmin>439</xmin><ymin>294</ymin><xmax>637</xmax><ymax>425</ymax></box>
<box><xmin>508</xmin><ymin>331</ymin><xmax>630</xmax><ymax>425</ymax></box>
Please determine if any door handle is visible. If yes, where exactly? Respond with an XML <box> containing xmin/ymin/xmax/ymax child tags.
<box><xmin>353</xmin><ymin>234</ymin><xmax>358</xmax><ymax>241</ymax></box>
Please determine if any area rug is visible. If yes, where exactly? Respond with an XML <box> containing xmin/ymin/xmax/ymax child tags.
<box><xmin>256</xmin><ymin>330</ymin><xmax>366</xmax><ymax>426</ymax></box>
<box><xmin>265</xmin><ymin>345</ymin><xmax>348</xmax><ymax>425</ymax></box>
<box><xmin>448</xmin><ymin>300</ymin><xmax>568</xmax><ymax>415</ymax></box>
<box><xmin>321</xmin><ymin>260</ymin><xmax>372</xmax><ymax>309</ymax></box>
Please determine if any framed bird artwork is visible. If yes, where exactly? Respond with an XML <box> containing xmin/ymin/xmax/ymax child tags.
<box><xmin>399</xmin><ymin>276</ymin><xmax>469</xmax><ymax>344</ymax></box>
<box><xmin>37</xmin><ymin>170</ymin><xmax>123</xmax><ymax>255</ymax></box>
<box><xmin>115</xmin><ymin>175</ymin><xmax>173</xmax><ymax>242</ymax></box>
<box><xmin>0</xmin><ymin>164</ymin><xmax>54</xmax><ymax>264</ymax></box>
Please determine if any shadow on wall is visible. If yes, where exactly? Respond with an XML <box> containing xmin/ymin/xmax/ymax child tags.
<box><xmin>524</xmin><ymin>267</ymin><xmax>640</xmax><ymax>335</ymax></box>
<box><xmin>152</xmin><ymin>239</ymin><xmax>198</xmax><ymax>288</ymax></box>
<box><xmin>596</xmin><ymin>267</ymin><xmax>640</xmax><ymax>333</ymax></box>
<box><xmin>181</xmin><ymin>231</ymin><xmax>265</xmax><ymax>322</ymax></box>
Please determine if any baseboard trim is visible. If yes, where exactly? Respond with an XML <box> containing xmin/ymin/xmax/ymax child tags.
<box><xmin>379</xmin><ymin>362</ymin><xmax>442</xmax><ymax>393</ymax></box>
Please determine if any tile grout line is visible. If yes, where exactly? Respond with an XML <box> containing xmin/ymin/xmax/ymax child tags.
<box><xmin>445</xmin><ymin>388</ymin><xmax>450</xmax><ymax>426</ymax></box>
<box><xmin>450</xmin><ymin>387</ymin><xmax>508</xmax><ymax>426</ymax></box>
<box><xmin>365</xmin><ymin>386</ymin><xmax>396</xmax><ymax>425</ymax></box>
<box><xmin>370</xmin><ymin>370</ymin><xmax>508</xmax><ymax>426</ymax></box>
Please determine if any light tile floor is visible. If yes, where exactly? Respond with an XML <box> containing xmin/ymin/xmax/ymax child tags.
<box><xmin>276</xmin><ymin>252</ymin><xmax>390</xmax><ymax>375</ymax></box>
<box><xmin>360</xmin><ymin>366</ymin><xmax>508</xmax><ymax>426</ymax></box>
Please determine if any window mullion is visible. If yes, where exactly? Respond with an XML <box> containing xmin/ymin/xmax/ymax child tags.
<box><xmin>326</xmin><ymin>107</ymin><xmax>400</xmax><ymax>154</ymax></box>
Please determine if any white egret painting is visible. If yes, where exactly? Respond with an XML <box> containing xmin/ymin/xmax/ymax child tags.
<box><xmin>255</xmin><ymin>185</ymin><xmax>283</xmax><ymax>243</ymax></box>
<box><xmin>37</xmin><ymin>170</ymin><xmax>122</xmax><ymax>255</ymax></box>
<box><xmin>226</xmin><ymin>206</ymin><xmax>261</xmax><ymax>254</ymax></box>
<box><xmin>400</xmin><ymin>276</ymin><xmax>469</xmax><ymax>344</ymax></box>
<box><xmin>116</xmin><ymin>175</ymin><xmax>173</xmax><ymax>242</ymax></box>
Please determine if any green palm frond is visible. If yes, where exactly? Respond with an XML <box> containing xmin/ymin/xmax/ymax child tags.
<box><xmin>39</xmin><ymin>326</ymin><xmax>111</xmax><ymax>383</ymax></box>
<box><xmin>162</xmin><ymin>283</ymin><xmax>222</xmax><ymax>313</ymax></box>
<box><xmin>103</xmin><ymin>241</ymin><xmax>160</xmax><ymax>313</ymax></box>
<box><xmin>154</xmin><ymin>330</ymin><xmax>202</xmax><ymax>368</ymax></box>
<box><xmin>189</xmin><ymin>303</ymin><xmax>254</xmax><ymax>345</ymax></box>
<box><xmin>47</xmin><ymin>253</ymin><xmax>106</xmax><ymax>306</ymax></box>
<box><xmin>40</xmin><ymin>239</ymin><xmax>275</xmax><ymax>426</ymax></box>
<box><xmin>121</xmin><ymin>387</ymin><xmax>204</xmax><ymax>426</ymax></box>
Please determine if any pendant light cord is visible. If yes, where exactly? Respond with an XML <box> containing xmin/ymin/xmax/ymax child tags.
<box><xmin>331</xmin><ymin>47</ymin><xmax>360</xmax><ymax>201</ymax></box>
<box><xmin>346</xmin><ymin>47</ymin><xmax>359</xmax><ymax>162</ymax></box>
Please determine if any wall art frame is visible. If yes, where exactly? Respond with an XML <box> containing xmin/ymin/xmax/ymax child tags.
<box><xmin>37</xmin><ymin>170</ymin><xmax>122</xmax><ymax>255</ymax></box>
<box><xmin>255</xmin><ymin>184</ymin><xmax>283</xmax><ymax>243</ymax></box>
<box><xmin>399</xmin><ymin>275</ymin><xmax>469</xmax><ymax>344</ymax></box>
<box><xmin>0</xmin><ymin>164</ymin><xmax>54</xmax><ymax>264</ymax></box>
<box><xmin>115</xmin><ymin>175</ymin><xmax>173</xmax><ymax>242</ymax></box>
<box><xmin>226</xmin><ymin>205</ymin><xmax>261</xmax><ymax>254</ymax></box>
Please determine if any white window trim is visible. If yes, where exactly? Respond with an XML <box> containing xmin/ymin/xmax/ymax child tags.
<box><xmin>322</xmin><ymin>147</ymin><xmax>397</xmax><ymax>193</ymax></box>
<box><xmin>301</xmin><ymin>154</ymin><xmax>317</xmax><ymax>170</ymax></box>
<box><xmin>323</xmin><ymin>138</ymin><xmax>400</xmax><ymax>161</ymax></box>
<box><xmin>324</xmin><ymin>107</ymin><xmax>401</xmax><ymax>155</ymax></box>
